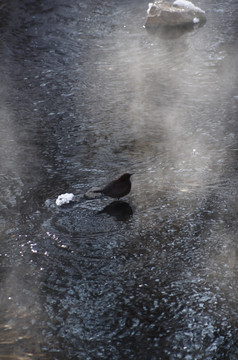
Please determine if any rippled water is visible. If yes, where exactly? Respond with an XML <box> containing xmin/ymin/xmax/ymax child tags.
<box><xmin>0</xmin><ymin>0</ymin><xmax>238</xmax><ymax>359</ymax></box>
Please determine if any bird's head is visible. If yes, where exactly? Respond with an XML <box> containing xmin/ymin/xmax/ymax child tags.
<box><xmin>120</xmin><ymin>173</ymin><xmax>133</xmax><ymax>181</ymax></box>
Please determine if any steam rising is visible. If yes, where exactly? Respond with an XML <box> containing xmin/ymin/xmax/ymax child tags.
<box><xmin>96</xmin><ymin>9</ymin><xmax>238</xmax><ymax>200</ymax></box>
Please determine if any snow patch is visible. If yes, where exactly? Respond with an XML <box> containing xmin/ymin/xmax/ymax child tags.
<box><xmin>173</xmin><ymin>0</ymin><xmax>205</xmax><ymax>14</ymax></box>
<box><xmin>56</xmin><ymin>193</ymin><xmax>75</xmax><ymax>206</ymax></box>
<box><xmin>193</xmin><ymin>17</ymin><xmax>200</xmax><ymax>23</ymax></box>
<box><xmin>147</xmin><ymin>3</ymin><xmax>154</xmax><ymax>15</ymax></box>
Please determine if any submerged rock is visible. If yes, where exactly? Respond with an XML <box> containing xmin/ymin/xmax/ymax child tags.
<box><xmin>145</xmin><ymin>0</ymin><xmax>206</xmax><ymax>28</ymax></box>
<box><xmin>84</xmin><ymin>187</ymin><xmax>102</xmax><ymax>199</ymax></box>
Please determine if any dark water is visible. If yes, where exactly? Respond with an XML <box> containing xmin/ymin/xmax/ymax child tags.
<box><xmin>1</xmin><ymin>0</ymin><xmax>238</xmax><ymax>359</ymax></box>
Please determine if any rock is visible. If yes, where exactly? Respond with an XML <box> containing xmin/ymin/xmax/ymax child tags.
<box><xmin>84</xmin><ymin>187</ymin><xmax>102</xmax><ymax>199</ymax></box>
<box><xmin>145</xmin><ymin>0</ymin><xmax>206</xmax><ymax>28</ymax></box>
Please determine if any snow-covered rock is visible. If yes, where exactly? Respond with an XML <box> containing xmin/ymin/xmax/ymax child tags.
<box><xmin>145</xmin><ymin>0</ymin><xmax>206</xmax><ymax>28</ymax></box>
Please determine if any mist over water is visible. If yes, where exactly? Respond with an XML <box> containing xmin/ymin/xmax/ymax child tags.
<box><xmin>0</xmin><ymin>0</ymin><xmax>238</xmax><ymax>359</ymax></box>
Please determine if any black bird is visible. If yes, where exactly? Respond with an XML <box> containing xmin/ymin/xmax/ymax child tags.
<box><xmin>94</xmin><ymin>173</ymin><xmax>133</xmax><ymax>200</ymax></box>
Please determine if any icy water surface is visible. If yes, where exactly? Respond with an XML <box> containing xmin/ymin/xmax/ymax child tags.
<box><xmin>0</xmin><ymin>0</ymin><xmax>238</xmax><ymax>359</ymax></box>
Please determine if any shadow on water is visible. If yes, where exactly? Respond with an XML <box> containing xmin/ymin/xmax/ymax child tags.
<box><xmin>97</xmin><ymin>200</ymin><xmax>133</xmax><ymax>221</ymax></box>
<box><xmin>0</xmin><ymin>0</ymin><xmax>238</xmax><ymax>359</ymax></box>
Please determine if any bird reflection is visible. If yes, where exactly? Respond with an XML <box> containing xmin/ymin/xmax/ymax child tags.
<box><xmin>98</xmin><ymin>201</ymin><xmax>133</xmax><ymax>221</ymax></box>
